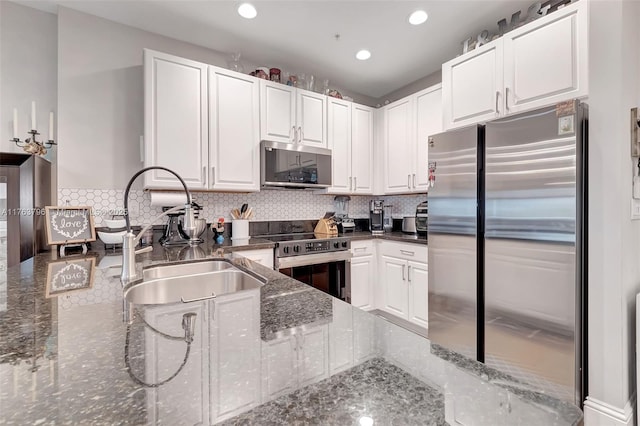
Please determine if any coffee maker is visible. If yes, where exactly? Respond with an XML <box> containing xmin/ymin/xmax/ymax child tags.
<box><xmin>369</xmin><ymin>200</ymin><xmax>384</xmax><ymax>235</ymax></box>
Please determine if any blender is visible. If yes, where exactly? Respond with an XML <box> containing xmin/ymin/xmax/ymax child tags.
<box><xmin>333</xmin><ymin>196</ymin><xmax>355</xmax><ymax>233</ymax></box>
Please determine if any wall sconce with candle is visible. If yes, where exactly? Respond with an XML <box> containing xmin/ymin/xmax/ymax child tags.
<box><xmin>10</xmin><ymin>101</ymin><xmax>56</xmax><ymax>156</ymax></box>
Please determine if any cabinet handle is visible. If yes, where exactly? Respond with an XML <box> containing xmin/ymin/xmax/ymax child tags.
<box><xmin>298</xmin><ymin>126</ymin><xmax>303</xmax><ymax>143</ymax></box>
<box><xmin>505</xmin><ymin>87</ymin><xmax>510</xmax><ymax>112</ymax></box>
<box><xmin>400</xmin><ymin>250</ymin><xmax>415</xmax><ymax>256</ymax></box>
<box><xmin>211</xmin><ymin>167</ymin><xmax>215</xmax><ymax>185</ymax></box>
<box><xmin>407</xmin><ymin>174</ymin><xmax>411</xmax><ymax>189</ymax></box>
<box><xmin>354</xmin><ymin>247</ymin><xmax>367</xmax><ymax>252</ymax></box>
<box><xmin>402</xmin><ymin>264</ymin><xmax>406</xmax><ymax>281</ymax></box>
<box><xmin>495</xmin><ymin>91</ymin><xmax>500</xmax><ymax>114</ymax></box>
<box><xmin>412</xmin><ymin>173</ymin><xmax>416</xmax><ymax>188</ymax></box>
<box><xmin>202</xmin><ymin>166</ymin><xmax>206</xmax><ymax>185</ymax></box>
<box><xmin>291</xmin><ymin>126</ymin><xmax>296</xmax><ymax>143</ymax></box>
<box><xmin>353</xmin><ymin>176</ymin><xmax>357</xmax><ymax>191</ymax></box>
<box><xmin>408</xmin><ymin>265</ymin><xmax>412</xmax><ymax>283</ymax></box>
<box><xmin>349</xmin><ymin>176</ymin><xmax>352</xmax><ymax>191</ymax></box>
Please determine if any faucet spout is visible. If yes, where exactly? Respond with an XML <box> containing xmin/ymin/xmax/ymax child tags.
<box><xmin>121</xmin><ymin>167</ymin><xmax>194</xmax><ymax>284</ymax></box>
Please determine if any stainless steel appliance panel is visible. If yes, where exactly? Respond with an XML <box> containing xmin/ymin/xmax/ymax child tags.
<box><xmin>428</xmin><ymin>125</ymin><xmax>480</xmax><ymax>360</ymax></box>
<box><xmin>484</xmin><ymin>101</ymin><xmax>584</xmax><ymax>403</ymax></box>
<box><xmin>261</xmin><ymin>141</ymin><xmax>332</xmax><ymax>189</ymax></box>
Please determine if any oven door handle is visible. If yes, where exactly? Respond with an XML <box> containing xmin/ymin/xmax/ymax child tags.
<box><xmin>276</xmin><ymin>251</ymin><xmax>352</xmax><ymax>269</ymax></box>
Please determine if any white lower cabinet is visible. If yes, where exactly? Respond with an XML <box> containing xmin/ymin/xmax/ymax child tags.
<box><xmin>352</xmin><ymin>306</ymin><xmax>376</xmax><ymax>364</ymax></box>
<box><xmin>350</xmin><ymin>240</ymin><xmax>375</xmax><ymax>310</ymax></box>
<box><xmin>378</xmin><ymin>241</ymin><xmax>428</xmax><ymax>329</ymax></box>
<box><xmin>143</xmin><ymin>302</ymin><xmax>209</xmax><ymax>426</ymax></box>
<box><xmin>261</xmin><ymin>325</ymin><xmax>329</xmax><ymax>401</ymax></box>
<box><xmin>329</xmin><ymin>299</ymin><xmax>354</xmax><ymax>374</ymax></box>
<box><xmin>234</xmin><ymin>248</ymin><xmax>274</xmax><ymax>269</ymax></box>
<box><xmin>210</xmin><ymin>289</ymin><xmax>261</xmax><ymax>424</ymax></box>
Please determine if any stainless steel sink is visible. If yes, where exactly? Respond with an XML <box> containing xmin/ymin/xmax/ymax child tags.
<box><xmin>124</xmin><ymin>260</ymin><xmax>265</xmax><ymax>305</ymax></box>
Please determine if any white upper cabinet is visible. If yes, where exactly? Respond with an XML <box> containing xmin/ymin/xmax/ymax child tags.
<box><xmin>502</xmin><ymin>1</ymin><xmax>587</xmax><ymax>114</ymax></box>
<box><xmin>383</xmin><ymin>84</ymin><xmax>442</xmax><ymax>194</ymax></box>
<box><xmin>383</xmin><ymin>97</ymin><xmax>414</xmax><ymax>194</ymax></box>
<box><xmin>144</xmin><ymin>49</ymin><xmax>208</xmax><ymax>189</ymax></box>
<box><xmin>413</xmin><ymin>85</ymin><xmax>442</xmax><ymax>191</ymax></box>
<box><xmin>327</xmin><ymin>97</ymin><xmax>352</xmax><ymax>193</ymax></box>
<box><xmin>297</xmin><ymin>91</ymin><xmax>327</xmax><ymax>147</ymax></box>
<box><xmin>326</xmin><ymin>99</ymin><xmax>374</xmax><ymax>195</ymax></box>
<box><xmin>209</xmin><ymin>67</ymin><xmax>260</xmax><ymax>191</ymax></box>
<box><xmin>442</xmin><ymin>1</ymin><xmax>587</xmax><ymax>130</ymax></box>
<box><xmin>260</xmin><ymin>81</ymin><xmax>296</xmax><ymax>144</ymax></box>
<box><xmin>351</xmin><ymin>104</ymin><xmax>374</xmax><ymax>194</ymax></box>
<box><xmin>442</xmin><ymin>42</ymin><xmax>503</xmax><ymax>130</ymax></box>
<box><xmin>260</xmin><ymin>80</ymin><xmax>327</xmax><ymax>147</ymax></box>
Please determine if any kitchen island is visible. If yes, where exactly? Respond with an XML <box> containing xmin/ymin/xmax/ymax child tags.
<box><xmin>0</xmin><ymin>237</ymin><xmax>581</xmax><ymax>425</ymax></box>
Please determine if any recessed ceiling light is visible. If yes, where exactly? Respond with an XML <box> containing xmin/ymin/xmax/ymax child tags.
<box><xmin>408</xmin><ymin>10</ymin><xmax>428</xmax><ymax>25</ymax></box>
<box><xmin>356</xmin><ymin>49</ymin><xmax>371</xmax><ymax>60</ymax></box>
<box><xmin>238</xmin><ymin>3</ymin><xmax>257</xmax><ymax>19</ymax></box>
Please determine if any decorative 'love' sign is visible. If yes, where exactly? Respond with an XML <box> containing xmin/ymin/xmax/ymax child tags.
<box><xmin>45</xmin><ymin>256</ymin><xmax>96</xmax><ymax>297</ymax></box>
<box><xmin>45</xmin><ymin>206</ymin><xmax>96</xmax><ymax>245</ymax></box>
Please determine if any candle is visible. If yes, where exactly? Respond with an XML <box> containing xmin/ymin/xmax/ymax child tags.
<box><xmin>12</xmin><ymin>108</ymin><xmax>18</xmax><ymax>139</ymax></box>
<box><xmin>31</xmin><ymin>101</ymin><xmax>36</xmax><ymax>130</ymax></box>
<box><xmin>49</xmin><ymin>112</ymin><xmax>54</xmax><ymax>141</ymax></box>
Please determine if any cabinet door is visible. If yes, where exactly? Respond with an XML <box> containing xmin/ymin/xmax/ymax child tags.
<box><xmin>442</xmin><ymin>41</ymin><xmax>503</xmax><ymax>130</ymax></box>
<box><xmin>144</xmin><ymin>50</ymin><xmax>208</xmax><ymax>189</ymax></box>
<box><xmin>297</xmin><ymin>90</ymin><xmax>327</xmax><ymax>147</ymax></box>
<box><xmin>408</xmin><ymin>261</ymin><xmax>429</xmax><ymax>329</ymax></box>
<box><xmin>327</xmin><ymin>97</ymin><xmax>352</xmax><ymax>193</ymax></box>
<box><xmin>209</xmin><ymin>67</ymin><xmax>260</xmax><ymax>191</ymax></box>
<box><xmin>210</xmin><ymin>290</ymin><xmax>261</xmax><ymax>423</ymax></box>
<box><xmin>503</xmin><ymin>1</ymin><xmax>587</xmax><ymax>114</ymax></box>
<box><xmin>379</xmin><ymin>255</ymin><xmax>409</xmax><ymax>319</ymax></box>
<box><xmin>260</xmin><ymin>80</ymin><xmax>296</xmax><ymax>144</ymax></box>
<box><xmin>329</xmin><ymin>299</ymin><xmax>354</xmax><ymax>375</ymax></box>
<box><xmin>261</xmin><ymin>335</ymin><xmax>298</xmax><ymax>401</ymax></box>
<box><xmin>383</xmin><ymin>98</ymin><xmax>414</xmax><ymax>194</ymax></box>
<box><xmin>144</xmin><ymin>302</ymin><xmax>208</xmax><ymax>426</ymax></box>
<box><xmin>351</xmin><ymin>104</ymin><xmax>374</xmax><ymax>194</ymax></box>
<box><xmin>298</xmin><ymin>326</ymin><xmax>329</xmax><ymax>387</ymax></box>
<box><xmin>350</xmin><ymin>255</ymin><xmax>374</xmax><ymax>311</ymax></box>
<box><xmin>414</xmin><ymin>85</ymin><xmax>442</xmax><ymax>191</ymax></box>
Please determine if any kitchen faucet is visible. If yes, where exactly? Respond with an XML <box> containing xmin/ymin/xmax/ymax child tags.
<box><xmin>121</xmin><ymin>166</ymin><xmax>195</xmax><ymax>283</ymax></box>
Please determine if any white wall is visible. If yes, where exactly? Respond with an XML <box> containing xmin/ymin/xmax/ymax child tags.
<box><xmin>57</xmin><ymin>7</ymin><xmax>259</xmax><ymax>190</ymax></box>
<box><xmin>585</xmin><ymin>1</ymin><xmax>640</xmax><ymax>424</ymax></box>
<box><xmin>377</xmin><ymin>69</ymin><xmax>442</xmax><ymax>105</ymax></box>
<box><xmin>0</xmin><ymin>1</ymin><xmax>57</xmax><ymax>193</ymax></box>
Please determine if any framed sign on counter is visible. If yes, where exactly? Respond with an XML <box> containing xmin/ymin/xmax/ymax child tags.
<box><xmin>44</xmin><ymin>206</ymin><xmax>96</xmax><ymax>245</ymax></box>
<box><xmin>45</xmin><ymin>256</ymin><xmax>96</xmax><ymax>298</ymax></box>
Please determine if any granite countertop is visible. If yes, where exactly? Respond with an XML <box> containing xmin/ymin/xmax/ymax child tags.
<box><xmin>0</xmin><ymin>236</ymin><xmax>579</xmax><ymax>425</ymax></box>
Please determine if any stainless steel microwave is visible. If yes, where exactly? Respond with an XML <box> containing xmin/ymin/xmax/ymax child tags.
<box><xmin>260</xmin><ymin>141</ymin><xmax>332</xmax><ymax>189</ymax></box>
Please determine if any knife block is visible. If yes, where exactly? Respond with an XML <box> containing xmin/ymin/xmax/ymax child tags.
<box><xmin>314</xmin><ymin>218</ymin><xmax>338</xmax><ymax>236</ymax></box>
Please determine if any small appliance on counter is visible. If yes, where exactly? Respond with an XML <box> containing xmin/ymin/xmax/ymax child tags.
<box><xmin>416</xmin><ymin>201</ymin><xmax>428</xmax><ymax>235</ymax></box>
<box><xmin>383</xmin><ymin>204</ymin><xmax>394</xmax><ymax>233</ymax></box>
<box><xmin>402</xmin><ymin>216</ymin><xmax>417</xmax><ymax>234</ymax></box>
<box><xmin>314</xmin><ymin>212</ymin><xmax>338</xmax><ymax>236</ymax></box>
<box><xmin>369</xmin><ymin>200</ymin><xmax>384</xmax><ymax>235</ymax></box>
<box><xmin>334</xmin><ymin>196</ymin><xmax>355</xmax><ymax>233</ymax></box>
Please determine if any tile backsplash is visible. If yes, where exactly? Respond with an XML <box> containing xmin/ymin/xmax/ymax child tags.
<box><xmin>58</xmin><ymin>188</ymin><xmax>426</xmax><ymax>227</ymax></box>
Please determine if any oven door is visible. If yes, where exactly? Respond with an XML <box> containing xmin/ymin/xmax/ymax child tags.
<box><xmin>276</xmin><ymin>251</ymin><xmax>352</xmax><ymax>303</ymax></box>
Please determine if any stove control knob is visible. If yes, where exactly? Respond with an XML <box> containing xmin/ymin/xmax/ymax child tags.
<box><xmin>341</xmin><ymin>241</ymin><xmax>348</xmax><ymax>248</ymax></box>
<box><xmin>293</xmin><ymin>245</ymin><xmax>300</xmax><ymax>253</ymax></box>
<box><xmin>334</xmin><ymin>242</ymin><xmax>340</xmax><ymax>249</ymax></box>
<box><xmin>283</xmin><ymin>246</ymin><xmax>290</xmax><ymax>254</ymax></box>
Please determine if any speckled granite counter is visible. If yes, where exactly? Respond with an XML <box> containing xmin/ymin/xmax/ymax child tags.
<box><xmin>0</xmin><ymin>236</ymin><xmax>580</xmax><ymax>425</ymax></box>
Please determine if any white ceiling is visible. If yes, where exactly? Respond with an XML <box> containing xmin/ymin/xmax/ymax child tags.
<box><xmin>22</xmin><ymin>0</ymin><xmax>533</xmax><ymax>99</ymax></box>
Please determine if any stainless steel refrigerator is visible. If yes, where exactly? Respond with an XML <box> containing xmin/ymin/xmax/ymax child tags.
<box><xmin>428</xmin><ymin>100</ymin><xmax>586</xmax><ymax>405</ymax></box>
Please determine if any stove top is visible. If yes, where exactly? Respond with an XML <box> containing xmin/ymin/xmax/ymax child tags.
<box><xmin>266</xmin><ymin>233</ymin><xmax>350</xmax><ymax>257</ymax></box>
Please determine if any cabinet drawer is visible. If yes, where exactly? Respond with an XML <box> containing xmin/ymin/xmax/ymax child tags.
<box><xmin>378</xmin><ymin>241</ymin><xmax>427</xmax><ymax>263</ymax></box>
<box><xmin>350</xmin><ymin>240</ymin><xmax>375</xmax><ymax>257</ymax></box>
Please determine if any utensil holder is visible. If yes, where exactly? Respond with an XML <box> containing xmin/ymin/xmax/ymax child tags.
<box><xmin>232</xmin><ymin>220</ymin><xmax>249</xmax><ymax>240</ymax></box>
